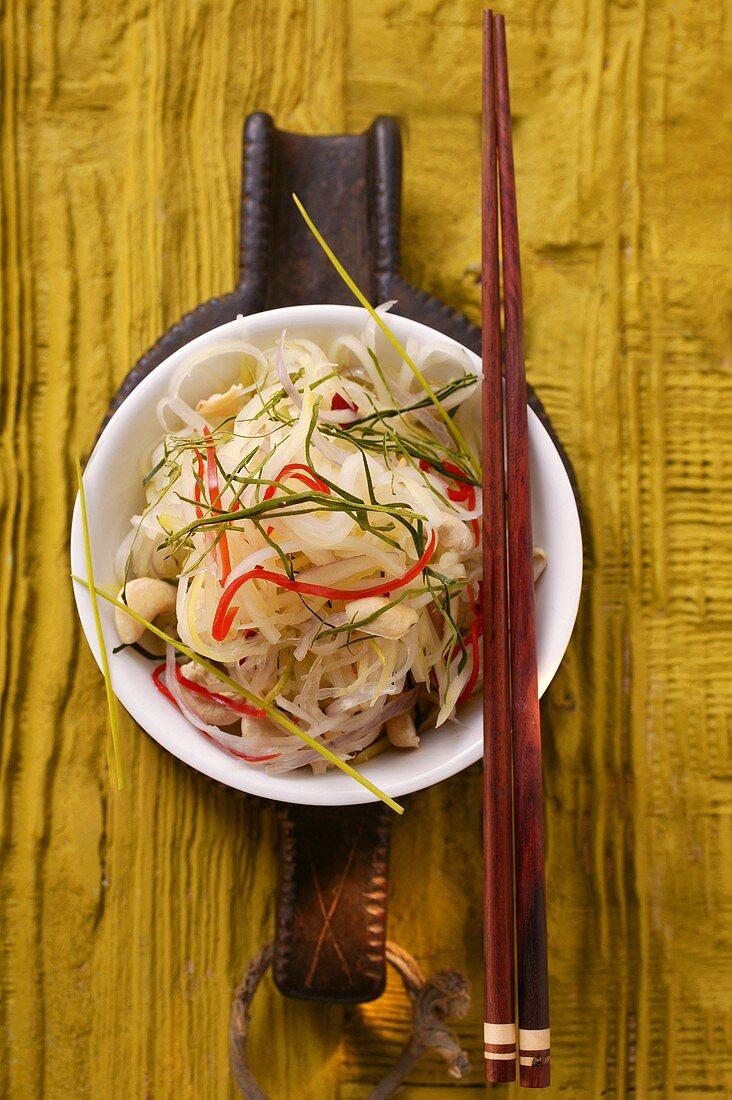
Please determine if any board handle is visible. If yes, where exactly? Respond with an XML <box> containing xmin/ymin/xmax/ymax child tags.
<box><xmin>273</xmin><ymin>804</ymin><xmax>391</xmax><ymax>1002</ymax></box>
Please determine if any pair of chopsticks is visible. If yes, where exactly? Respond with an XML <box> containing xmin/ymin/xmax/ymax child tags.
<box><xmin>481</xmin><ymin>11</ymin><xmax>550</xmax><ymax>1090</ymax></box>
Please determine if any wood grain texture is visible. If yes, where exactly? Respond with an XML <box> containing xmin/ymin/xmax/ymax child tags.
<box><xmin>1</xmin><ymin>0</ymin><xmax>730</xmax><ymax>1097</ymax></box>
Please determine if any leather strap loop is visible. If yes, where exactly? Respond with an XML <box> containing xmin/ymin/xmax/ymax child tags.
<box><xmin>229</xmin><ymin>941</ymin><xmax>471</xmax><ymax>1098</ymax></box>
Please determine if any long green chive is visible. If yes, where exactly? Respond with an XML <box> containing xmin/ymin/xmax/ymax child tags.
<box><xmin>70</xmin><ymin>577</ymin><xmax>404</xmax><ymax>815</ymax></box>
<box><xmin>75</xmin><ymin>459</ymin><xmax>124</xmax><ymax>790</ymax></box>
<box><xmin>160</xmin><ymin>490</ymin><xmax>422</xmax><ymax>555</ymax></box>
<box><xmin>347</xmin><ymin>373</ymin><xmax>478</xmax><ymax>433</ymax></box>
<box><xmin>314</xmin><ymin>590</ymin><xmax>414</xmax><ymax>641</ymax></box>
<box><xmin>292</xmin><ymin>192</ymin><xmax>479</xmax><ymax>473</ymax></box>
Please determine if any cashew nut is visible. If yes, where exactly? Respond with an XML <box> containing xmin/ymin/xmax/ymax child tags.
<box><xmin>344</xmin><ymin>596</ymin><xmax>418</xmax><ymax>640</ymax></box>
<box><xmin>386</xmin><ymin>711</ymin><xmax>420</xmax><ymax>749</ymax></box>
<box><xmin>239</xmin><ymin>715</ymin><xmax>261</xmax><ymax>741</ymax></box>
<box><xmin>177</xmin><ymin>661</ymin><xmax>236</xmax><ymax>726</ymax></box>
<box><xmin>436</xmin><ymin>513</ymin><xmax>474</xmax><ymax>560</ymax></box>
<box><xmin>196</xmin><ymin>383</ymin><xmax>247</xmax><ymax>422</ymax></box>
<box><xmin>114</xmin><ymin>578</ymin><xmax>177</xmax><ymax>645</ymax></box>
<box><xmin>533</xmin><ymin>546</ymin><xmax>547</xmax><ymax>583</ymax></box>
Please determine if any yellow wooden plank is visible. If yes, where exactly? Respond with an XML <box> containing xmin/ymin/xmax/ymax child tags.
<box><xmin>1</xmin><ymin>0</ymin><xmax>731</xmax><ymax>1096</ymax></box>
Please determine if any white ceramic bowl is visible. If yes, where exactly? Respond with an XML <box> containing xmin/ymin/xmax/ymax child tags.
<box><xmin>71</xmin><ymin>305</ymin><xmax>582</xmax><ymax>807</ymax></box>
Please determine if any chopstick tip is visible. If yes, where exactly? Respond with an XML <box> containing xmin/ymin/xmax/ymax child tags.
<box><xmin>520</xmin><ymin>1062</ymin><xmax>550</xmax><ymax>1089</ymax></box>
<box><xmin>485</xmin><ymin>1060</ymin><xmax>517</xmax><ymax>1084</ymax></box>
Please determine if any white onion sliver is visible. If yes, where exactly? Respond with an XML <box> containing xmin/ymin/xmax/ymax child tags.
<box><xmin>275</xmin><ymin>330</ymin><xmax>303</xmax><ymax>409</ymax></box>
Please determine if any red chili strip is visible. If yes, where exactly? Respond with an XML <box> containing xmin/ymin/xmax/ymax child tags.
<box><xmin>464</xmin><ymin>481</ymin><xmax>479</xmax><ymax>545</ymax></box>
<box><xmin>331</xmin><ymin>392</ymin><xmax>358</xmax><ymax>413</ymax></box>
<box><xmin>174</xmin><ymin>663</ymin><xmax>265</xmax><ymax>719</ymax></box>
<box><xmin>231</xmin><ymin>750</ymin><xmax>280</xmax><ymax>762</ymax></box>
<box><xmin>220</xmin><ymin>605</ymin><xmax>238</xmax><ymax>636</ymax></box>
<box><xmin>205</xmin><ymin>439</ymin><xmax>221</xmax><ymax>506</ymax></box>
<box><xmin>419</xmin><ymin>458</ymin><xmax>472</xmax><ymax>484</ymax></box>
<box><xmin>331</xmin><ymin>391</ymin><xmax>358</xmax><ymax>427</ymax></box>
<box><xmin>420</xmin><ymin>459</ymin><xmax>479</xmax><ymax>545</ymax></box>
<box><xmin>442</xmin><ymin>460</ymin><xmax>471</xmax><ymax>481</ymax></box>
<box><xmin>216</xmin><ymin>535</ymin><xmax>232</xmax><ymax>581</ymax></box>
<box><xmin>212</xmin><ymin>530</ymin><xmax>437</xmax><ymax>641</ymax></box>
<box><xmin>151</xmin><ymin>663</ymin><xmax>277</xmax><ymax>761</ymax></box>
<box><xmin>447</xmin><ymin>480</ymin><xmax>479</xmax><ymax>543</ymax></box>
<box><xmin>447</xmin><ymin>484</ymin><xmax>471</xmax><ymax>502</ymax></box>
<box><xmin>263</xmin><ymin>462</ymin><xmax>331</xmax><ymax>502</ymax></box>
<box><xmin>263</xmin><ymin>462</ymin><xmax>331</xmax><ymax>535</ymax></box>
<box><xmin>152</xmin><ymin>662</ymin><xmax>177</xmax><ymax>705</ymax></box>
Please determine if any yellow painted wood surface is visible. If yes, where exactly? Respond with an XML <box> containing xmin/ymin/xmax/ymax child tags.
<box><xmin>1</xmin><ymin>0</ymin><xmax>730</xmax><ymax>1096</ymax></box>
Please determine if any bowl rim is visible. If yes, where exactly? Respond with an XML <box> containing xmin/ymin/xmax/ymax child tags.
<box><xmin>71</xmin><ymin>303</ymin><xmax>582</xmax><ymax>806</ymax></box>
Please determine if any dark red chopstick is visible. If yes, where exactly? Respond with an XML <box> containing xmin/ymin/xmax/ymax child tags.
<box><xmin>493</xmin><ymin>13</ymin><xmax>551</xmax><ymax>1088</ymax></box>
<box><xmin>481</xmin><ymin>9</ymin><xmax>517</xmax><ymax>1086</ymax></box>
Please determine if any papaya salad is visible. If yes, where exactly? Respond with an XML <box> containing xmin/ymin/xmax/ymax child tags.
<box><xmin>113</xmin><ymin>314</ymin><xmax>545</xmax><ymax>775</ymax></box>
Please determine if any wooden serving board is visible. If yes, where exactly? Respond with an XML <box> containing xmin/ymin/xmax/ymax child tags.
<box><xmin>106</xmin><ymin>112</ymin><xmax>576</xmax><ymax>1006</ymax></box>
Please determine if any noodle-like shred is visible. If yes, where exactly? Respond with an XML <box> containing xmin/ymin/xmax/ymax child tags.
<box><xmin>116</xmin><ymin>320</ymin><xmax>514</xmax><ymax>772</ymax></box>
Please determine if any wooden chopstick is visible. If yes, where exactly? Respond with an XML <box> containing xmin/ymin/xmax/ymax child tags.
<box><xmin>480</xmin><ymin>9</ymin><xmax>517</xmax><ymax>1086</ymax></box>
<box><xmin>492</xmin><ymin>12</ymin><xmax>551</xmax><ymax>1089</ymax></box>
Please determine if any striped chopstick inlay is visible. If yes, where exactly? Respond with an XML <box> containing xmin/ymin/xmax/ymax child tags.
<box><xmin>519</xmin><ymin>1027</ymin><xmax>551</xmax><ymax>1066</ymax></box>
<box><xmin>484</xmin><ymin>1022</ymin><xmax>516</xmax><ymax>1062</ymax></box>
